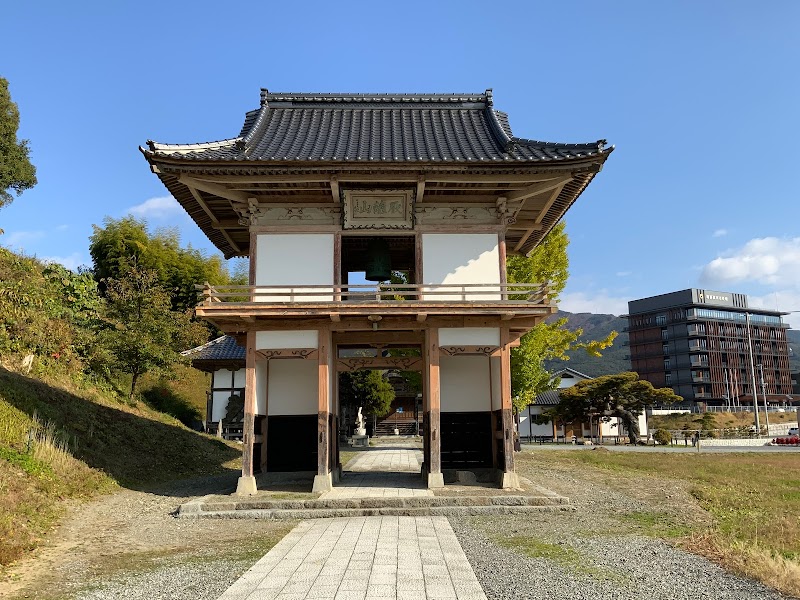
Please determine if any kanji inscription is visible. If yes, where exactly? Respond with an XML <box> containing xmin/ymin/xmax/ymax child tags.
<box><xmin>343</xmin><ymin>189</ymin><xmax>414</xmax><ymax>229</ymax></box>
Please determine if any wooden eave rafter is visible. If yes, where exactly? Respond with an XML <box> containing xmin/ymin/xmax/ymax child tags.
<box><xmin>146</xmin><ymin>153</ymin><xmax>608</xmax><ymax>258</ymax></box>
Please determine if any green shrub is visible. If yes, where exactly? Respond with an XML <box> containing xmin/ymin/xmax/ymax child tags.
<box><xmin>653</xmin><ymin>429</ymin><xmax>672</xmax><ymax>445</ymax></box>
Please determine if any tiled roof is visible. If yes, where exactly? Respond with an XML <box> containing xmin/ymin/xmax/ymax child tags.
<box><xmin>147</xmin><ymin>89</ymin><xmax>610</xmax><ymax>164</ymax></box>
<box><xmin>552</xmin><ymin>367</ymin><xmax>593</xmax><ymax>380</ymax></box>
<box><xmin>182</xmin><ymin>336</ymin><xmax>244</xmax><ymax>363</ymax></box>
<box><xmin>533</xmin><ymin>390</ymin><xmax>562</xmax><ymax>406</ymax></box>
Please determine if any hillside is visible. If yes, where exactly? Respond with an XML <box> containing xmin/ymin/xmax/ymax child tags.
<box><xmin>542</xmin><ymin>310</ymin><xmax>800</xmax><ymax>377</ymax></box>
<box><xmin>0</xmin><ymin>248</ymin><xmax>237</xmax><ymax>567</ymax></box>
<box><xmin>789</xmin><ymin>330</ymin><xmax>800</xmax><ymax>373</ymax></box>
<box><xmin>543</xmin><ymin>310</ymin><xmax>630</xmax><ymax>377</ymax></box>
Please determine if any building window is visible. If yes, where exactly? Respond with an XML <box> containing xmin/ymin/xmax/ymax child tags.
<box><xmin>665</xmin><ymin>372</ymin><xmax>672</xmax><ymax>384</ymax></box>
<box><xmin>663</xmin><ymin>344</ymin><xmax>669</xmax><ymax>355</ymax></box>
<box><xmin>656</xmin><ymin>315</ymin><xmax>667</xmax><ymax>326</ymax></box>
<box><xmin>661</xmin><ymin>328</ymin><xmax>669</xmax><ymax>340</ymax></box>
<box><xmin>664</xmin><ymin>359</ymin><xmax>671</xmax><ymax>370</ymax></box>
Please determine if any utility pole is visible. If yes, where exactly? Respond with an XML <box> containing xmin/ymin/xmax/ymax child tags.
<box><xmin>745</xmin><ymin>313</ymin><xmax>760</xmax><ymax>435</ymax></box>
<box><xmin>758</xmin><ymin>364</ymin><xmax>770</xmax><ymax>435</ymax></box>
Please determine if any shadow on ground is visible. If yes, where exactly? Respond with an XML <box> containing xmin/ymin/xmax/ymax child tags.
<box><xmin>0</xmin><ymin>366</ymin><xmax>240</xmax><ymax>496</ymax></box>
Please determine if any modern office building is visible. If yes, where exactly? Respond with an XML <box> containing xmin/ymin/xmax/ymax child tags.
<box><xmin>626</xmin><ymin>289</ymin><xmax>794</xmax><ymax>406</ymax></box>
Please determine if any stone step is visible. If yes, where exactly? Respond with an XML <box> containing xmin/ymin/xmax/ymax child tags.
<box><xmin>179</xmin><ymin>504</ymin><xmax>573</xmax><ymax>520</ymax></box>
<box><xmin>179</xmin><ymin>493</ymin><xmax>569</xmax><ymax>519</ymax></box>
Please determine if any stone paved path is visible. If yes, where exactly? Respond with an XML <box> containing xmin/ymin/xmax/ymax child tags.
<box><xmin>322</xmin><ymin>446</ymin><xmax>432</xmax><ymax>500</ymax></box>
<box><xmin>345</xmin><ymin>447</ymin><xmax>421</xmax><ymax>473</ymax></box>
<box><xmin>217</xmin><ymin>516</ymin><xmax>487</xmax><ymax>600</ymax></box>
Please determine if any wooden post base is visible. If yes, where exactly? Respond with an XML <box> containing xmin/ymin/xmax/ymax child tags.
<box><xmin>236</xmin><ymin>475</ymin><xmax>258</xmax><ymax>496</ymax></box>
<box><xmin>312</xmin><ymin>473</ymin><xmax>333</xmax><ymax>493</ymax></box>
<box><xmin>498</xmin><ymin>470</ymin><xmax>519</xmax><ymax>490</ymax></box>
<box><xmin>423</xmin><ymin>468</ymin><xmax>444</xmax><ymax>489</ymax></box>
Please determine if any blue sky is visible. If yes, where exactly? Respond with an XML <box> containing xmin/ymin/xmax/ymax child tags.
<box><xmin>3</xmin><ymin>1</ymin><xmax>800</xmax><ymax>325</ymax></box>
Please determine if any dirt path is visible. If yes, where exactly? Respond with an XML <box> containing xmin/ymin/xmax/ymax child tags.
<box><xmin>1</xmin><ymin>473</ymin><xmax>294</xmax><ymax>599</ymax></box>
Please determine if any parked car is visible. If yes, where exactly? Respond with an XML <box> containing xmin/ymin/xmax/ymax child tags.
<box><xmin>789</xmin><ymin>427</ymin><xmax>799</xmax><ymax>437</ymax></box>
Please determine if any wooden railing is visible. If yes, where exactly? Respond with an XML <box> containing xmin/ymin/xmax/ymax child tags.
<box><xmin>196</xmin><ymin>282</ymin><xmax>550</xmax><ymax>304</ymax></box>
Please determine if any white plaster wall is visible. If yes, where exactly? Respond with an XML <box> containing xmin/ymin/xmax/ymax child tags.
<box><xmin>439</xmin><ymin>327</ymin><xmax>500</xmax><ymax>346</ymax></box>
<box><xmin>421</xmin><ymin>234</ymin><xmax>500</xmax><ymax>300</ymax></box>
<box><xmin>519</xmin><ymin>406</ymin><xmax>554</xmax><ymax>437</ymax></box>
<box><xmin>256</xmin><ymin>360</ymin><xmax>267</xmax><ymax>415</ymax></box>
<box><xmin>490</xmin><ymin>356</ymin><xmax>501</xmax><ymax>411</ymax></box>
<box><xmin>267</xmin><ymin>360</ymin><xmax>318</xmax><ymax>416</ymax></box>
<box><xmin>440</xmin><ymin>356</ymin><xmax>492</xmax><ymax>412</ymax></box>
<box><xmin>256</xmin><ymin>330</ymin><xmax>319</xmax><ymax>349</ymax></box>
<box><xmin>233</xmin><ymin>369</ymin><xmax>246</xmax><ymax>388</ymax></box>
<box><xmin>599</xmin><ymin>414</ymin><xmax>648</xmax><ymax>438</ymax></box>
<box><xmin>255</xmin><ymin>234</ymin><xmax>334</xmax><ymax>301</ymax></box>
<box><xmin>211</xmin><ymin>391</ymin><xmax>233</xmax><ymax>422</ymax></box>
<box><xmin>214</xmin><ymin>368</ymin><xmax>234</xmax><ymax>388</ymax></box>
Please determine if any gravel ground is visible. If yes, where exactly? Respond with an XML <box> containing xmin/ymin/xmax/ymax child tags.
<box><xmin>449</xmin><ymin>452</ymin><xmax>792</xmax><ymax>600</ymax></box>
<box><xmin>450</xmin><ymin>518</ymin><xmax>785</xmax><ymax>600</ymax></box>
<box><xmin>72</xmin><ymin>559</ymin><xmax>250</xmax><ymax>600</ymax></box>
<box><xmin>5</xmin><ymin>451</ymin><xmax>795</xmax><ymax>599</ymax></box>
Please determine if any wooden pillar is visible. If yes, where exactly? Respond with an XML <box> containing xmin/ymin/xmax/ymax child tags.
<box><xmin>249</xmin><ymin>231</ymin><xmax>258</xmax><ymax>301</ymax></box>
<box><xmin>498</xmin><ymin>232</ymin><xmax>507</xmax><ymax>301</ymax></box>
<box><xmin>499</xmin><ymin>327</ymin><xmax>519</xmax><ymax>488</ymax></box>
<box><xmin>236</xmin><ymin>330</ymin><xmax>258</xmax><ymax>495</ymax></box>
<box><xmin>426</xmin><ymin>327</ymin><xmax>444</xmax><ymax>488</ymax></box>
<box><xmin>313</xmin><ymin>327</ymin><xmax>332</xmax><ymax>492</ymax></box>
<box><xmin>259</xmin><ymin>360</ymin><xmax>269</xmax><ymax>473</ymax></box>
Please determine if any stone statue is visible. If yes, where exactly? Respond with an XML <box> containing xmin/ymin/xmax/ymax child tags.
<box><xmin>355</xmin><ymin>407</ymin><xmax>366</xmax><ymax>436</ymax></box>
<box><xmin>223</xmin><ymin>393</ymin><xmax>245</xmax><ymax>424</ymax></box>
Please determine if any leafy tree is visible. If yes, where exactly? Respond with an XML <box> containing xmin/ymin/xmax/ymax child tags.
<box><xmin>338</xmin><ymin>370</ymin><xmax>395</xmax><ymax>419</ymax></box>
<box><xmin>94</xmin><ymin>266</ymin><xmax>207</xmax><ymax>399</ymax></box>
<box><xmin>552</xmin><ymin>372</ymin><xmax>681</xmax><ymax>444</ymax></box>
<box><xmin>0</xmin><ymin>249</ymin><xmax>99</xmax><ymax>360</ymax></box>
<box><xmin>89</xmin><ymin>216</ymin><xmax>243</xmax><ymax>311</ymax></box>
<box><xmin>0</xmin><ymin>78</ymin><xmax>37</xmax><ymax>209</ymax></box>
<box><xmin>507</xmin><ymin>223</ymin><xmax>616</xmax><ymax>411</ymax></box>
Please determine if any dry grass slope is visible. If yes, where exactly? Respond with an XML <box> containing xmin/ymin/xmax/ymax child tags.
<box><xmin>0</xmin><ymin>361</ymin><xmax>240</xmax><ymax>568</ymax></box>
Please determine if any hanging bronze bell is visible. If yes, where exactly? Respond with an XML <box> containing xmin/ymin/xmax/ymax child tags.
<box><xmin>364</xmin><ymin>238</ymin><xmax>392</xmax><ymax>282</ymax></box>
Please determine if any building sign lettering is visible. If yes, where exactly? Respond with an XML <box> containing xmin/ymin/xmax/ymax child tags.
<box><xmin>697</xmin><ymin>289</ymin><xmax>736</xmax><ymax>307</ymax></box>
<box><xmin>343</xmin><ymin>189</ymin><xmax>414</xmax><ymax>230</ymax></box>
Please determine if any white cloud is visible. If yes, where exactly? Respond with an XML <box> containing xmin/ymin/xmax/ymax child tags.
<box><xmin>701</xmin><ymin>237</ymin><xmax>800</xmax><ymax>286</ymax></box>
<box><xmin>127</xmin><ymin>196</ymin><xmax>184</xmax><ymax>220</ymax></box>
<box><xmin>616</xmin><ymin>271</ymin><xmax>632</xmax><ymax>277</ymax></box>
<box><xmin>1</xmin><ymin>230</ymin><xmax>45</xmax><ymax>249</ymax></box>
<box><xmin>748</xmin><ymin>290</ymin><xmax>800</xmax><ymax>328</ymax></box>
<box><xmin>558</xmin><ymin>291</ymin><xmax>629</xmax><ymax>316</ymax></box>
<box><xmin>41</xmin><ymin>253</ymin><xmax>88</xmax><ymax>272</ymax></box>
<box><xmin>55</xmin><ymin>224</ymin><xmax>69</xmax><ymax>231</ymax></box>
<box><xmin>712</xmin><ymin>228</ymin><xmax>728</xmax><ymax>238</ymax></box>
<box><xmin>700</xmin><ymin>237</ymin><xmax>800</xmax><ymax>328</ymax></box>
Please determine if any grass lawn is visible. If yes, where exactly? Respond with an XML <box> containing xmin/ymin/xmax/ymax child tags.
<box><xmin>524</xmin><ymin>449</ymin><xmax>800</xmax><ymax>596</ymax></box>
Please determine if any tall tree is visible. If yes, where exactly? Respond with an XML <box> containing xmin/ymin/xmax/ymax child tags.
<box><xmin>338</xmin><ymin>370</ymin><xmax>395</xmax><ymax>418</ymax></box>
<box><xmin>95</xmin><ymin>266</ymin><xmax>207</xmax><ymax>398</ymax></box>
<box><xmin>507</xmin><ymin>223</ymin><xmax>616</xmax><ymax>411</ymax></box>
<box><xmin>89</xmin><ymin>216</ymin><xmax>243</xmax><ymax>311</ymax></box>
<box><xmin>551</xmin><ymin>372</ymin><xmax>681</xmax><ymax>444</ymax></box>
<box><xmin>0</xmin><ymin>78</ymin><xmax>37</xmax><ymax>209</ymax></box>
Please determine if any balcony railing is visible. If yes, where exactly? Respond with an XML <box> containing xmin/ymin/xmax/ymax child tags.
<box><xmin>197</xmin><ymin>282</ymin><xmax>551</xmax><ymax>305</ymax></box>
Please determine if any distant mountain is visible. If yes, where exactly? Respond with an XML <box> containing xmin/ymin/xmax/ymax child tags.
<box><xmin>788</xmin><ymin>329</ymin><xmax>800</xmax><ymax>373</ymax></box>
<box><xmin>542</xmin><ymin>310</ymin><xmax>629</xmax><ymax>377</ymax></box>
<box><xmin>540</xmin><ymin>311</ymin><xmax>800</xmax><ymax>377</ymax></box>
